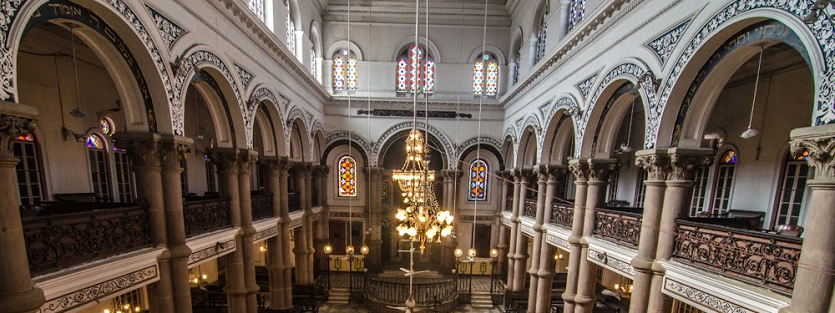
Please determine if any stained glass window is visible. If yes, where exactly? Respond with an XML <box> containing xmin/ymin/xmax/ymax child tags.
<box><xmin>535</xmin><ymin>4</ymin><xmax>549</xmax><ymax>64</ymax></box>
<box><xmin>395</xmin><ymin>45</ymin><xmax>434</xmax><ymax>94</ymax></box>
<box><xmin>722</xmin><ymin>150</ymin><xmax>737</xmax><ymax>164</ymax></box>
<box><xmin>248</xmin><ymin>0</ymin><xmax>265</xmax><ymax>21</ymax></box>
<box><xmin>712</xmin><ymin>150</ymin><xmax>737</xmax><ymax>212</ymax></box>
<box><xmin>568</xmin><ymin>0</ymin><xmax>585</xmax><ymax>30</ymax></box>
<box><xmin>87</xmin><ymin>134</ymin><xmax>104</xmax><ymax>149</ymax></box>
<box><xmin>468</xmin><ymin>159</ymin><xmax>489</xmax><ymax>201</ymax></box>
<box><xmin>473</xmin><ymin>53</ymin><xmax>499</xmax><ymax>97</ymax></box>
<box><xmin>286</xmin><ymin>14</ymin><xmax>296</xmax><ymax>55</ymax></box>
<box><xmin>338</xmin><ymin>155</ymin><xmax>357</xmax><ymax>197</ymax></box>
<box><xmin>100</xmin><ymin>118</ymin><xmax>113</xmax><ymax>135</ymax></box>
<box><xmin>310</xmin><ymin>49</ymin><xmax>316</xmax><ymax>74</ymax></box>
<box><xmin>512</xmin><ymin>55</ymin><xmax>520</xmax><ymax>85</ymax></box>
<box><xmin>15</xmin><ymin>133</ymin><xmax>34</xmax><ymax>141</ymax></box>
<box><xmin>333</xmin><ymin>50</ymin><xmax>358</xmax><ymax>91</ymax></box>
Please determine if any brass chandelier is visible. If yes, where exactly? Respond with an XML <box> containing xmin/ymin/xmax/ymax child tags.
<box><xmin>392</xmin><ymin>124</ymin><xmax>452</xmax><ymax>253</ymax></box>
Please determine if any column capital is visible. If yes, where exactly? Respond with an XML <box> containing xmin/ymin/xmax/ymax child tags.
<box><xmin>440</xmin><ymin>169</ymin><xmax>462</xmax><ymax>180</ymax></box>
<box><xmin>667</xmin><ymin>148</ymin><xmax>714</xmax><ymax>181</ymax></box>
<box><xmin>635</xmin><ymin>150</ymin><xmax>670</xmax><ymax>181</ymax></box>
<box><xmin>112</xmin><ymin>132</ymin><xmax>161</xmax><ymax>168</ymax></box>
<box><xmin>237</xmin><ymin>149</ymin><xmax>259</xmax><ymax>173</ymax></box>
<box><xmin>158</xmin><ymin>135</ymin><xmax>193</xmax><ymax>168</ymax></box>
<box><xmin>519</xmin><ymin>168</ymin><xmax>535</xmax><ymax>180</ymax></box>
<box><xmin>366</xmin><ymin>166</ymin><xmax>385</xmax><ymax>176</ymax></box>
<box><xmin>314</xmin><ymin>165</ymin><xmax>331</xmax><ymax>177</ymax></box>
<box><xmin>290</xmin><ymin>162</ymin><xmax>312</xmax><ymax>176</ymax></box>
<box><xmin>791</xmin><ymin>124</ymin><xmax>835</xmax><ymax>180</ymax></box>
<box><xmin>206</xmin><ymin>147</ymin><xmax>241</xmax><ymax>173</ymax></box>
<box><xmin>568</xmin><ymin>160</ymin><xmax>588</xmax><ymax>182</ymax></box>
<box><xmin>0</xmin><ymin>101</ymin><xmax>38</xmax><ymax>158</ymax></box>
<box><xmin>587</xmin><ymin>159</ymin><xmax>619</xmax><ymax>182</ymax></box>
<box><xmin>260</xmin><ymin>156</ymin><xmax>292</xmax><ymax>172</ymax></box>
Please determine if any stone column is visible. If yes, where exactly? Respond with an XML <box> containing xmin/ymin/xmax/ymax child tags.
<box><xmin>261</xmin><ymin>157</ymin><xmax>288</xmax><ymax>311</ymax></box>
<box><xmin>277</xmin><ymin>158</ymin><xmax>294</xmax><ymax>309</ymax></box>
<box><xmin>506</xmin><ymin>169</ymin><xmax>522</xmax><ymax>287</ymax></box>
<box><xmin>512</xmin><ymin>169</ymin><xmax>533</xmax><ymax>291</ymax></box>
<box><xmin>778</xmin><ymin>125</ymin><xmax>835</xmax><ymax>313</ymax></box>
<box><xmin>647</xmin><ymin>149</ymin><xmax>712</xmax><ymax>313</ymax></box>
<box><xmin>114</xmin><ymin>133</ymin><xmax>171</xmax><ymax>312</ymax></box>
<box><xmin>291</xmin><ymin>164</ymin><xmax>310</xmax><ymax>285</ymax></box>
<box><xmin>440</xmin><ymin>169</ymin><xmax>460</xmax><ymax>270</ymax></box>
<box><xmin>207</xmin><ymin>148</ymin><xmax>247</xmax><ymax>313</ymax></box>
<box><xmin>562</xmin><ymin>160</ymin><xmax>588</xmax><ymax>313</ymax></box>
<box><xmin>0</xmin><ymin>104</ymin><xmax>45</xmax><ymax>313</ymax></box>
<box><xmin>238</xmin><ymin>150</ymin><xmax>260</xmax><ymax>312</ymax></box>
<box><xmin>495</xmin><ymin>171</ymin><xmax>511</xmax><ymax>274</ymax></box>
<box><xmin>527</xmin><ymin>165</ymin><xmax>550</xmax><ymax>312</ymax></box>
<box><xmin>558</xmin><ymin>0</ymin><xmax>571</xmax><ymax>40</ymax></box>
<box><xmin>575</xmin><ymin>160</ymin><xmax>617</xmax><ymax>313</ymax></box>
<box><xmin>528</xmin><ymin>36</ymin><xmax>539</xmax><ymax>69</ymax></box>
<box><xmin>303</xmin><ymin>165</ymin><xmax>316</xmax><ymax>284</ymax></box>
<box><xmin>159</xmin><ymin>137</ymin><xmax>194</xmax><ymax>313</ymax></box>
<box><xmin>534</xmin><ymin>166</ymin><xmax>563</xmax><ymax>313</ymax></box>
<box><xmin>312</xmin><ymin>166</ymin><xmax>330</xmax><ymax>272</ymax></box>
<box><xmin>366</xmin><ymin>167</ymin><xmax>384</xmax><ymax>272</ymax></box>
<box><xmin>629</xmin><ymin>151</ymin><xmax>669</xmax><ymax>313</ymax></box>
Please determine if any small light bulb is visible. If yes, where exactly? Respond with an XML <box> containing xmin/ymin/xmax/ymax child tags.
<box><xmin>454</xmin><ymin>248</ymin><xmax>463</xmax><ymax>257</ymax></box>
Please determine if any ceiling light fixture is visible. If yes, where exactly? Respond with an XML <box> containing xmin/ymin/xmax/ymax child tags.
<box><xmin>68</xmin><ymin>24</ymin><xmax>87</xmax><ymax>119</ymax></box>
<box><xmin>741</xmin><ymin>46</ymin><xmax>764</xmax><ymax>140</ymax></box>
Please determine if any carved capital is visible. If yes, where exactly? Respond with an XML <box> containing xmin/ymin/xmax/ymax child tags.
<box><xmin>260</xmin><ymin>156</ymin><xmax>282</xmax><ymax>173</ymax></box>
<box><xmin>314</xmin><ymin>165</ymin><xmax>331</xmax><ymax>177</ymax></box>
<box><xmin>159</xmin><ymin>141</ymin><xmax>191</xmax><ymax>168</ymax></box>
<box><xmin>118</xmin><ymin>140</ymin><xmax>160</xmax><ymax>168</ymax></box>
<box><xmin>290</xmin><ymin>162</ymin><xmax>312</xmax><ymax>176</ymax></box>
<box><xmin>0</xmin><ymin>113</ymin><xmax>37</xmax><ymax>158</ymax></box>
<box><xmin>587</xmin><ymin>160</ymin><xmax>619</xmax><ymax>182</ymax></box>
<box><xmin>635</xmin><ymin>154</ymin><xmax>670</xmax><ymax>181</ymax></box>
<box><xmin>568</xmin><ymin>160</ymin><xmax>588</xmax><ymax>182</ymax></box>
<box><xmin>535</xmin><ymin>164</ymin><xmax>551</xmax><ymax>182</ymax></box>
<box><xmin>206</xmin><ymin>148</ymin><xmax>240</xmax><ymax>173</ymax></box>
<box><xmin>238</xmin><ymin>149</ymin><xmax>259</xmax><ymax>174</ymax></box>
<box><xmin>791</xmin><ymin>135</ymin><xmax>835</xmax><ymax>180</ymax></box>
<box><xmin>668</xmin><ymin>153</ymin><xmax>713</xmax><ymax>181</ymax></box>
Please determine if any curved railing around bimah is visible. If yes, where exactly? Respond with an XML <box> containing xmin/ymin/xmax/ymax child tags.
<box><xmin>23</xmin><ymin>205</ymin><xmax>152</xmax><ymax>276</ymax></box>
<box><xmin>364</xmin><ymin>276</ymin><xmax>458</xmax><ymax>313</ymax></box>
<box><xmin>505</xmin><ymin>196</ymin><xmax>513</xmax><ymax>212</ymax></box>
<box><xmin>593</xmin><ymin>207</ymin><xmax>643</xmax><ymax>248</ymax></box>
<box><xmin>672</xmin><ymin>220</ymin><xmax>803</xmax><ymax>295</ymax></box>
<box><xmin>550</xmin><ymin>203</ymin><xmax>574</xmax><ymax>228</ymax></box>
<box><xmin>183</xmin><ymin>198</ymin><xmax>232</xmax><ymax>238</ymax></box>
<box><xmin>522</xmin><ymin>199</ymin><xmax>537</xmax><ymax>218</ymax></box>
<box><xmin>251</xmin><ymin>194</ymin><xmax>274</xmax><ymax>221</ymax></box>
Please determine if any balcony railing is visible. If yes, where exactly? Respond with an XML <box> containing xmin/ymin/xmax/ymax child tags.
<box><xmin>593</xmin><ymin>208</ymin><xmax>642</xmax><ymax>248</ymax></box>
<box><xmin>522</xmin><ymin>199</ymin><xmax>536</xmax><ymax>218</ymax></box>
<box><xmin>505</xmin><ymin>196</ymin><xmax>513</xmax><ymax>212</ymax></box>
<box><xmin>364</xmin><ymin>277</ymin><xmax>458</xmax><ymax>312</ymax></box>
<box><xmin>184</xmin><ymin>199</ymin><xmax>232</xmax><ymax>238</ymax></box>
<box><xmin>550</xmin><ymin>203</ymin><xmax>574</xmax><ymax>228</ymax></box>
<box><xmin>251</xmin><ymin>194</ymin><xmax>274</xmax><ymax>221</ymax></box>
<box><xmin>672</xmin><ymin>220</ymin><xmax>803</xmax><ymax>295</ymax></box>
<box><xmin>23</xmin><ymin>206</ymin><xmax>152</xmax><ymax>276</ymax></box>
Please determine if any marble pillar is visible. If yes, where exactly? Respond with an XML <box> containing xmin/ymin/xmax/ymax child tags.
<box><xmin>507</xmin><ymin>169</ymin><xmax>522</xmax><ymax>287</ymax></box>
<box><xmin>313</xmin><ymin>166</ymin><xmax>331</xmax><ymax>274</ymax></box>
<box><xmin>366</xmin><ymin>167</ymin><xmax>384</xmax><ymax>272</ymax></box>
<box><xmin>779</xmin><ymin>125</ymin><xmax>835</xmax><ymax>313</ymax></box>
<box><xmin>630</xmin><ymin>152</ymin><xmax>669</xmax><ymax>313</ymax></box>
<box><xmin>0</xmin><ymin>104</ymin><xmax>45</xmax><ymax>313</ymax></box>
<box><xmin>261</xmin><ymin>157</ymin><xmax>288</xmax><ymax>311</ymax></box>
<box><xmin>534</xmin><ymin>166</ymin><xmax>563</xmax><ymax>313</ymax></box>
<box><xmin>208</xmin><ymin>148</ymin><xmax>247</xmax><ymax>313</ymax></box>
<box><xmin>303</xmin><ymin>166</ymin><xmax>315</xmax><ymax>284</ymax></box>
<box><xmin>527</xmin><ymin>165</ymin><xmax>550</xmax><ymax>312</ymax></box>
<box><xmin>562</xmin><ymin>161</ymin><xmax>588</xmax><ymax>313</ymax></box>
<box><xmin>238</xmin><ymin>150</ymin><xmax>260</xmax><ymax>312</ymax></box>
<box><xmin>292</xmin><ymin>164</ymin><xmax>310</xmax><ymax>285</ymax></box>
<box><xmin>512</xmin><ymin>169</ymin><xmax>533</xmax><ymax>291</ymax></box>
<box><xmin>574</xmin><ymin>160</ymin><xmax>617</xmax><ymax>313</ymax></box>
<box><xmin>159</xmin><ymin>137</ymin><xmax>194</xmax><ymax>313</ymax></box>
<box><xmin>114</xmin><ymin>133</ymin><xmax>171</xmax><ymax>312</ymax></box>
<box><xmin>277</xmin><ymin>158</ymin><xmax>294</xmax><ymax>309</ymax></box>
<box><xmin>648</xmin><ymin>150</ymin><xmax>713</xmax><ymax>313</ymax></box>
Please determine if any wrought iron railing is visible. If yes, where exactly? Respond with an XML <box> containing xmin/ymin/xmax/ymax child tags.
<box><xmin>23</xmin><ymin>206</ymin><xmax>152</xmax><ymax>276</ymax></box>
<box><xmin>364</xmin><ymin>277</ymin><xmax>458</xmax><ymax>313</ymax></box>
<box><xmin>522</xmin><ymin>199</ymin><xmax>537</xmax><ymax>218</ymax></box>
<box><xmin>288</xmin><ymin>192</ymin><xmax>301</xmax><ymax>212</ymax></box>
<box><xmin>183</xmin><ymin>199</ymin><xmax>232</xmax><ymax>238</ymax></box>
<box><xmin>593</xmin><ymin>208</ymin><xmax>642</xmax><ymax>248</ymax></box>
<box><xmin>550</xmin><ymin>203</ymin><xmax>574</xmax><ymax>228</ymax></box>
<box><xmin>672</xmin><ymin>220</ymin><xmax>803</xmax><ymax>295</ymax></box>
<box><xmin>251</xmin><ymin>194</ymin><xmax>274</xmax><ymax>221</ymax></box>
<box><xmin>490</xmin><ymin>271</ymin><xmax>506</xmax><ymax>305</ymax></box>
<box><xmin>505</xmin><ymin>196</ymin><xmax>513</xmax><ymax>212</ymax></box>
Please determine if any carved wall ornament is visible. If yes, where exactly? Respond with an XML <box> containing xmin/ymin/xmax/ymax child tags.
<box><xmin>206</xmin><ymin>149</ymin><xmax>241</xmax><ymax>173</ymax></box>
<box><xmin>114</xmin><ymin>139</ymin><xmax>160</xmax><ymax>168</ymax></box>
<box><xmin>158</xmin><ymin>141</ymin><xmax>192</xmax><ymax>168</ymax></box>
<box><xmin>576</xmin><ymin>72</ymin><xmax>599</xmax><ymax>100</ymax></box>
<box><xmin>568</xmin><ymin>161</ymin><xmax>589</xmax><ymax>182</ymax></box>
<box><xmin>587</xmin><ymin>162</ymin><xmax>619</xmax><ymax>182</ymax></box>
<box><xmin>234</xmin><ymin>64</ymin><xmax>254</xmax><ymax>89</ymax></box>
<box><xmin>40</xmin><ymin>265</ymin><xmax>158</xmax><ymax>313</ymax></box>
<box><xmin>635</xmin><ymin>154</ymin><xmax>670</xmax><ymax>181</ymax></box>
<box><xmin>0</xmin><ymin>113</ymin><xmax>36</xmax><ymax>156</ymax></box>
<box><xmin>668</xmin><ymin>153</ymin><xmax>714</xmax><ymax>181</ymax></box>
<box><xmin>146</xmin><ymin>5</ymin><xmax>187</xmax><ymax>51</ymax></box>
<box><xmin>663</xmin><ymin>278</ymin><xmax>752</xmax><ymax>313</ymax></box>
<box><xmin>645</xmin><ymin>17</ymin><xmax>692</xmax><ymax>66</ymax></box>
<box><xmin>371</xmin><ymin>121</ymin><xmax>455</xmax><ymax>169</ymax></box>
<box><xmin>791</xmin><ymin>136</ymin><xmax>835</xmax><ymax>179</ymax></box>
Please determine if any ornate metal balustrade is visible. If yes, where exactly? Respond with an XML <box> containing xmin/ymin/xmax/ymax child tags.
<box><xmin>184</xmin><ymin>199</ymin><xmax>232</xmax><ymax>238</ymax></box>
<box><xmin>289</xmin><ymin>192</ymin><xmax>301</xmax><ymax>212</ymax></box>
<box><xmin>593</xmin><ymin>208</ymin><xmax>642</xmax><ymax>248</ymax></box>
<box><xmin>522</xmin><ymin>199</ymin><xmax>537</xmax><ymax>218</ymax></box>
<box><xmin>505</xmin><ymin>196</ymin><xmax>513</xmax><ymax>212</ymax></box>
<box><xmin>550</xmin><ymin>203</ymin><xmax>574</xmax><ymax>228</ymax></box>
<box><xmin>672</xmin><ymin>220</ymin><xmax>803</xmax><ymax>294</ymax></box>
<box><xmin>364</xmin><ymin>277</ymin><xmax>458</xmax><ymax>313</ymax></box>
<box><xmin>251</xmin><ymin>194</ymin><xmax>274</xmax><ymax>221</ymax></box>
<box><xmin>23</xmin><ymin>206</ymin><xmax>152</xmax><ymax>276</ymax></box>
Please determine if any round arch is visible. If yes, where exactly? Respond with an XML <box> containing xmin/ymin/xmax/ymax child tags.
<box><xmin>325</xmin><ymin>40</ymin><xmax>365</xmax><ymax>61</ymax></box>
<box><xmin>248</xmin><ymin>85</ymin><xmax>287</xmax><ymax>155</ymax></box>
<box><xmin>372</xmin><ymin>122</ymin><xmax>454</xmax><ymax>169</ymax></box>
<box><xmin>287</xmin><ymin>114</ymin><xmax>311</xmax><ymax>162</ymax></box>
<box><xmin>456</xmin><ymin>137</ymin><xmax>505</xmax><ymax>170</ymax></box>
<box><xmin>468</xmin><ymin>45</ymin><xmax>507</xmax><ymax>66</ymax></box>
<box><xmin>391</xmin><ymin>36</ymin><xmax>442</xmax><ymax>63</ymax></box>
<box><xmin>517</xmin><ymin>125</ymin><xmax>538</xmax><ymax>168</ymax></box>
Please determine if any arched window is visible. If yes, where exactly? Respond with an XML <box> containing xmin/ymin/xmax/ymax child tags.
<box><xmin>473</xmin><ymin>53</ymin><xmax>499</xmax><ymax>97</ymax></box>
<box><xmin>396</xmin><ymin>45</ymin><xmax>434</xmax><ymax>94</ymax></box>
<box><xmin>333</xmin><ymin>49</ymin><xmax>358</xmax><ymax>91</ymax></box>
<box><xmin>512</xmin><ymin>54</ymin><xmax>521</xmax><ymax>85</ymax></box>
<box><xmin>100</xmin><ymin>118</ymin><xmax>113</xmax><ymax>135</ymax></box>
<box><xmin>773</xmin><ymin>151</ymin><xmax>810</xmax><ymax>226</ymax></box>
<box><xmin>87</xmin><ymin>134</ymin><xmax>111</xmax><ymax>201</ymax></box>
<box><xmin>310</xmin><ymin>48</ymin><xmax>317</xmax><ymax>74</ymax></box>
<box><xmin>338</xmin><ymin>155</ymin><xmax>357</xmax><ymax>197</ymax></box>
<box><xmin>468</xmin><ymin>159</ymin><xmax>489</xmax><ymax>201</ymax></box>
<box><xmin>285</xmin><ymin>12</ymin><xmax>296</xmax><ymax>55</ymax></box>
<box><xmin>14</xmin><ymin>133</ymin><xmax>44</xmax><ymax>207</ymax></box>
<box><xmin>248</xmin><ymin>0</ymin><xmax>265</xmax><ymax>21</ymax></box>
<box><xmin>568</xmin><ymin>0</ymin><xmax>585</xmax><ymax>31</ymax></box>
<box><xmin>711</xmin><ymin>150</ymin><xmax>737</xmax><ymax>212</ymax></box>
<box><xmin>534</xmin><ymin>3</ymin><xmax>549</xmax><ymax>64</ymax></box>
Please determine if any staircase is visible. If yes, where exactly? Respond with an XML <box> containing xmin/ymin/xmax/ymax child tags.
<box><xmin>471</xmin><ymin>291</ymin><xmax>495</xmax><ymax>310</ymax></box>
<box><xmin>327</xmin><ymin>288</ymin><xmax>350</xmax><ymax>305</ymax></box>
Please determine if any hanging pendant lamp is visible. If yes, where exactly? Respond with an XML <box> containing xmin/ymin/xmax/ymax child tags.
<box><xmin>741</xmin><ymin>46</ymin><xmax>764</xmax><ymax>139</ymax></box>
<box><xmin>68</xmin><ymin>25</ymin><xmax>87</xmax><ymax>119</ymax></box>
<box><xmin>619</xmin><ymin>93</ymin><xmax>636</xmax><ymax>154</ymax></box>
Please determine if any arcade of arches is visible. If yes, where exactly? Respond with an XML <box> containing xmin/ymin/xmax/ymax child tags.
<box><xmin>0</xmin><ymin>1</ymin><xmax>832</xmax><ymax>313</ymax></box>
